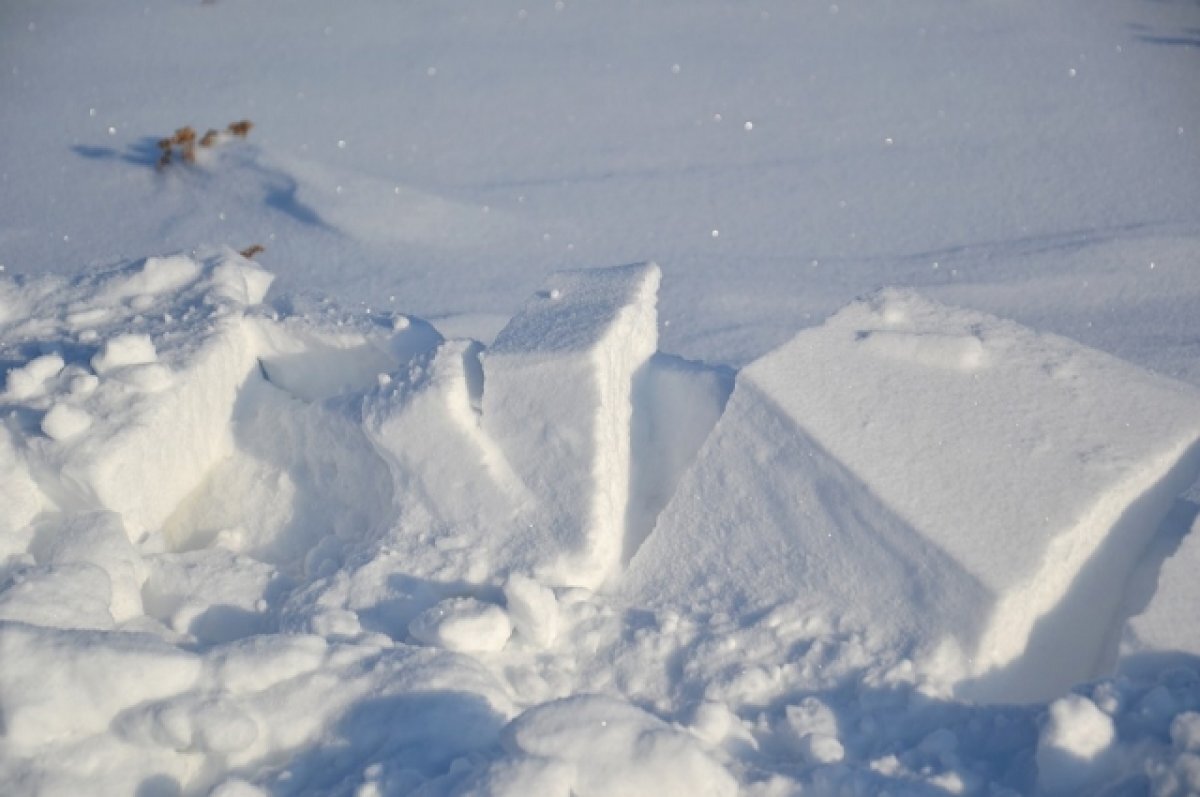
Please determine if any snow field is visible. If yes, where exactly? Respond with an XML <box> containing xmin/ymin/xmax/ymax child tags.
<box><xmin>1</xmin><ymin>255</ymin><xmax>1200</xmax><ymax>794</ymax></box>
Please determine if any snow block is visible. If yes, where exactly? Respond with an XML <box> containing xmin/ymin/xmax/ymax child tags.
<box><xmin>626</xmin><ymin>290</ymin><xmax>1200</xmax><ymax>701</ymax></box>
<box><xmin>482</xmin><ymin>262</ymin><xmax>660</xmax><ymax>588</ymax></box>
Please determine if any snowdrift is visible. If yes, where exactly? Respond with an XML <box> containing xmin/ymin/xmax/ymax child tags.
<box><xmin>2</xmin><ymin>252</ymin><xmax>1199</xmax><ymax>795</ymax></box>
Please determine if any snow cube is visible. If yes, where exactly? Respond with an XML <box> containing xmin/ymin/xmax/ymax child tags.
<box><xmin>483</xmin><ymin>262</ymin><xmax>660</xmax><ymax>588</ymax></box>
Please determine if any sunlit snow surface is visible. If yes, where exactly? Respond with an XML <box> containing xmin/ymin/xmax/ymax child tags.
<box><xmin>1</xmin><ymin>0</ymin><xmax>1199</xmax><ymax>795</ymax></box>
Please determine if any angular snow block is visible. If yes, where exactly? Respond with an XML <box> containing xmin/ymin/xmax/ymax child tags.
<box><xmin>483</xmin><ymin>263</ymin><xmax>660</xmax><ymax>589</ymax></box>
<box><xmin>626</xmin><ymin>289</ymin><xmax>1200</xmax><ymax>701</ymax></box>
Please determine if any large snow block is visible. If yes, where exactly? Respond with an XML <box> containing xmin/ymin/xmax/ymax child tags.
<box><xmin>626</xmin><ymin>290</ymin><xmax>1200</xmax><ymax>701</ymax></box>
<box><xmin>482</xmin><ymin>263</ymin><xmax>660</xmax><ymax>589</ymax></box>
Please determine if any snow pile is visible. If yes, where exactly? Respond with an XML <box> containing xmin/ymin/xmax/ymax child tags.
<box><xmin>2</xmin><ymin>255</ymin><xmax>1200</xmax><ymax>794</ymax></box>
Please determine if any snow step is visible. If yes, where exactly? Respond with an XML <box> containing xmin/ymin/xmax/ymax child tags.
<box><xmin>482</xmin><ymin>262</ymin><xmax>661</xmax><ymax>589</ymax></box>
<box><xmin>625</xmin><ymin>289</ymin><xmax>1200</xmax><ymax>701</ymax></box>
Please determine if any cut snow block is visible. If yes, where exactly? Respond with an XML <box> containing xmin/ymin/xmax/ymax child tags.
<box><xmin>626</xmin><ymin>289</ymin><xmax>1200</xmax><ymax>701</ymax></box>
<box><xmin>1120</xmin><ymin>511</ymin><xmax>1200</xmax><ymax>675</ymax></box>
<box><xmin>24</xmin><ymin>257</ymin><xmax>274</xmax><ymax>537</ymax></box>
<box><xmin>482</xmin><ymin>263</ymin><xmax>660</xmax><ymax>589</ymax></box>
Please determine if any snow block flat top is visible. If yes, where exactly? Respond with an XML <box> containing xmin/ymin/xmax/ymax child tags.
<box><xmin>488</xmin><ymin>262</ymin><xmax>661</xmax><ymax>356</ymax></box>
<box><xmin>627</xmin><ymin>290</ymin><xmax>1200</xmax><ymax>699</ymax></box>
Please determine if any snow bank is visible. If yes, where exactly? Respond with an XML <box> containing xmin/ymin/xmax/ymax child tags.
<box><xmin>627</xmin><ymin>289</ymin><xmax>1200</xmax><ymax>701</ymax></box>
<box><xmin>483</xmin><ymin>262</ymin><xmax>660</xmax><ymax>588</ymax></box>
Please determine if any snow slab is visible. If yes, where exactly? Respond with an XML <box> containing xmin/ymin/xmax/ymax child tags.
<box><xmin>626</xmin><ymin>289</ymin><xmax>1200</xmax><ymax>701</ymax></box>
<box><xmin>482</xmin><ymin>262</ymin><xmax>660</xmax><ymax>589</ymax></box>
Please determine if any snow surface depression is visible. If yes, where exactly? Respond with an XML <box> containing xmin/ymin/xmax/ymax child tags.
<box><xmin>2</xmin><ymin>0</ymin><xmax>1200</xmax><ymax>795</ymax></box>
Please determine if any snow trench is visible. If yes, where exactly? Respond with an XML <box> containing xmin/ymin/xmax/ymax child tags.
<box><xmin>2</xmin><ymin>252</ymin><xmax>1200</xmax><ymax>794</ymax></box>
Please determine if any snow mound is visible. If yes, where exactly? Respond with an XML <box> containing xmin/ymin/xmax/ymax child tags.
<box><xmin>627</xmin><ymin>289</ymin><xmax>1200</xmax><ymax>701</ymax></box>
<box><xmin>460</xmin><ymin>695</ymin><xmax>737</xmax><ymax>797</ymax></box>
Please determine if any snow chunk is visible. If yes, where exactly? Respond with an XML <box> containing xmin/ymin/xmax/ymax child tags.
<box><xmin>627</xmin><ymin>290</ymin><xmax>1200</xmax><ymax>701</ymax></box>
<box><xmin>3</xmin><ymin>353</ymin><xmax>64</xmax><ymax>400</ymax></box>
<box><xmin>97</xmin><ymin>254</ymin><xmax>200</xmax><ymax>303</ymax></box>
<box><xmin>29</xmin><ymin>511</ymin><xmax>146</xmax><ymax>623</ymax></box>
<box><xmin>362</xmin><ymin>340</ymin><xmax>525</xmax><ymax>587</ymax></box>
<box><xmin>90</xmin><ymin>332</ymin><xmax>157</xmax><ymax>373</ymax></box>
<box><xmin>483</xmin><ymin>262</ymin><xmax>660</xmax><ymax>588</ymax></box>
<box><xmin>41</xmin><ymin>402</ymin><xmax>92</xmax><ymax>440</ymax></box>
<box><xmin>207</xmin><ymin>258</ymin><xmax>274</xmax><ymax>305</ymax></box>
<box><xmin>0</xmin><ymin>623</ymin><xmax>201</xmax><ymax>748</ymax></box>
<box><xmin>1036</xmin><ymin>694</ymin><xmax>1116</xmax><ymax>794</ymax></box>
<box><xmin>494</xmin><ymin>695</ymin><xmax>737</xmax><ymax>797</ymax></box>
<box><xmin>503</xmin><ymin>573</ymin><xmax>559</xmax><ymax>648</ymax></box>
<box><xmin>408</xmin><ymin>597</ymin><xmax>513</xmax><ymax>652</ymax></box>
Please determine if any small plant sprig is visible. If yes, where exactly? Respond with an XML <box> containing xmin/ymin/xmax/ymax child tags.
<box><xmin>157</xmin><ymin>120</ymin><xmax>254</xmax><ymax>168</ymax></box>
<box><xmin>238</xmin><ymin>244</ymin><xmax>265</xmax><ymax>260</ymax></box>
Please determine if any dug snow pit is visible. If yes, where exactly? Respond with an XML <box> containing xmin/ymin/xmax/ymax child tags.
<box><xmin>627</xmin><ymin>289</ymin><xmax>1200</xmax><ymax>701</ymax></box>
<box><xmin>483</xmin><ymin>262</ymin><xmax>660</xmax><ymax>588</ymax></box>
<box><xmin>408</xmin><ymin>597</ymin><xmax>513</xmax><ymax>652</ymax></box>
<box><xmin>488</xmin><ymin>695</ymin><xmax>737</xmax><ymax>797</ymax></box>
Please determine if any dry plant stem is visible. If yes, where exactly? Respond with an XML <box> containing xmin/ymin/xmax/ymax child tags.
<box><xmin>238</xmin><ymin>244</ymin><xmax>265</xmax><ymax>260</ymax></box>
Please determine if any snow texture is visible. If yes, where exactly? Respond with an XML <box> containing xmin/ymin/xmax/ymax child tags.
<box><xmin>1</xmin><ymin>0</ymin><xmax>1199</xmax><ymax>789</ymax></box>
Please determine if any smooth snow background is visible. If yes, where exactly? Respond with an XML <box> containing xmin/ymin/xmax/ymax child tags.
<box><xmin>2</xmin><ymin>0</ymin><xmax>1198</xmax><ymax>374</ymax></box>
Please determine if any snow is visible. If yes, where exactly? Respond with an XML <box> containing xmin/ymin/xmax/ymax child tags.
<box><xmin>1035</xmin><ymin>694</ymin><xmax>1117</xmax><ymax>794</ymax></box>
<box><xmin>482</xmin><ymin>262</ymin><xmax>660</xmax><ymax>588</ymax></box>
<box><xmin>1121</xmin><ymin>510</ymin><xmax>1200</xmax><ymax>672</ymax></box>
<box><xmin>628</xmin><ymin>289</ymin><xmax>1200</xmax><ymax>701</ymax></box>
<box><xmin>2</xmin><ymin>0</ymin><xmax>1200</xmax><ymax>793</ymax></box>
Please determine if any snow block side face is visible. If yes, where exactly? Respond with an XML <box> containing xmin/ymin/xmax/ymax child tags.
<box><xmin>483</xmin><ymin>263</ymin><xmax>660</xmax><ymax>588</ymax></box>
<box><xmin>738</xmin><ymin>289</ymin><xmax>1200</xmax><ymax>699</ymax></box>
<box><xmin>623</xmin><ymin>378</ymin><xmax>992</xmax><ymax>674</ymax></box>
